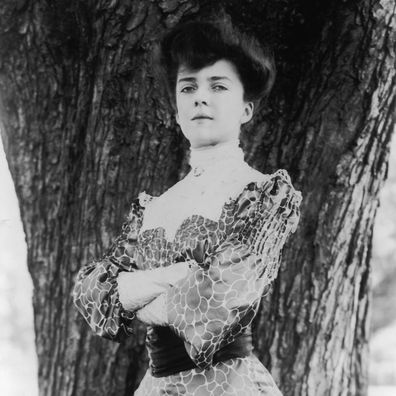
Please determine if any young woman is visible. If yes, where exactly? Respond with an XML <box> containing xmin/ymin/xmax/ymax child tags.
<box><xmin>73</xmin><ymin>19</ymin><xmax>302</xmax><ymax>395</ymax></box>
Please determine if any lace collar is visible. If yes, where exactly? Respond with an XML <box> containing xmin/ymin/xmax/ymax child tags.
<box><xmin>188</xmin><ymin>138</ymin><xmax>245</xmax><ymax>177</ymax></box>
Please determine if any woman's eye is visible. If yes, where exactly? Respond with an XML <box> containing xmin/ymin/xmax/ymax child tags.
<box><xmin>212</xmin><ymin>85</ymin><xmax>227</xmax><ymax>91</ymax></box>
<box><xmin>180</xmin><ymin>86</ymin><xmax>195</xmax><ymax>93</ymax></box>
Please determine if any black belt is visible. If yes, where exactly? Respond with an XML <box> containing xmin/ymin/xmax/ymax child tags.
<box><xmin>146</xmin><ymin>325</ymin><xmax>253</xmax><ymax>378</ymax></box>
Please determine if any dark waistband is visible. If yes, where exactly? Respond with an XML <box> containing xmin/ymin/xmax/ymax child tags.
<box><xmin>146</xmin><ymin>326</ymin><xmax>253</xmax><ymax>378</ymax></box>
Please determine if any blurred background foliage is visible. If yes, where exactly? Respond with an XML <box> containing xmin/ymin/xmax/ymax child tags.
<box><xmin>0</xmin><ymin>134</ymin><xmax>395</xmax><ymax>395</ymax></box>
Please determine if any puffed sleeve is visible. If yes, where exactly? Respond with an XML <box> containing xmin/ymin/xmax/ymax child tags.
<box><xmin>165</xmin><ymin>169</ymin><xmax>302</xmax><ymax>369</ymax></box>
<box><xmin>72</xmin><ymin>199</ymin><xmax>144</xmax><ymax>343</ymax></box>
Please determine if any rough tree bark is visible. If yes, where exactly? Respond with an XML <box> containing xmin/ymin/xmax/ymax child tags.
<box><xmin>0</xmin><ymin>0</ymin><xmax>395</xmax><ymax>395</ymax></box>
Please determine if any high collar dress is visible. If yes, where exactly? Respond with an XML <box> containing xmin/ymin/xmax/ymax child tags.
<box><xmin>73</xmin><ymin>138</ymin><xmax>302</xmax><ymax>396</ymax></box>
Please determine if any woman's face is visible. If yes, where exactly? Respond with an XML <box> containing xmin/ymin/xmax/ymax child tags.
<box><xmin>175</xmin><ymin>59</ymin><xmax>254</xmax><ymax>149</ymax></box>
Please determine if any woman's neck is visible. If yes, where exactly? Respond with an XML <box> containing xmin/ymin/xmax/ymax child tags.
<box><xmin>188</xmin><ymin>138</ymin><xmax>245</xmax><ymax>175</ymax></box>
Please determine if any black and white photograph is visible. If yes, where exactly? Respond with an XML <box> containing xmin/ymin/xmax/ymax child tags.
<box><xmin>0</xmin><ymin>1</ymin><xmax>395</xmax><ymax>395</ymax></box>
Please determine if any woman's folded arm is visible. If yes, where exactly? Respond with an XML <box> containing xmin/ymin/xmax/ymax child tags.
<box><xmin>72</xmin><ymin>200</ymin><xmax>169</xmax><ymax>342</ymax></box>
<box><xmin>72</xmin><ymin>199</ymin><xmax>193</xmax><ymax>342</ymax></box>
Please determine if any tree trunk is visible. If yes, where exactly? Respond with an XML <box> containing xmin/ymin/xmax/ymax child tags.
<box><xmin>0</xmin><ymin>0</ymin><xmax>394</xmax><ymax>395</ymax></box>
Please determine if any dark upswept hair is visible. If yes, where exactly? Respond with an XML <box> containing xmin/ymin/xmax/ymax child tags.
<box><xmin>153</xmin><ymin>18</ymin><xmax>276</xmax><ymax>108</ymax></box>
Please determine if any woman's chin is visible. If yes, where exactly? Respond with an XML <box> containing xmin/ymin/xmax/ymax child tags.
<box><xmin>189</xmin><ymin>138</ymin><xmax>223</xmax><ymax>149</ymax></box>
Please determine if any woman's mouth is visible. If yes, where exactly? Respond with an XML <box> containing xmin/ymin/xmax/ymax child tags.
<box><xmin>192</xmin><ymin>113</ymin><xmax>213</xmax><ymax>120</ymax></box>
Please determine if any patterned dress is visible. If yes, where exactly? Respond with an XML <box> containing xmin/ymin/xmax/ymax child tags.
<box><xmin>73</xmin><ymin>140</ymin><xmax>302</xmax><ymax>395</ymax></box>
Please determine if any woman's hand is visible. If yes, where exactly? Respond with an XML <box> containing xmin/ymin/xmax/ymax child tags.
<box><xmin>117</xmin><ymin>260</ymin><xmax>194</xmax><ymax>311</ymax></box>
<box><xmin>132</xmin><ymin>261</ymin><xmax>195</xmax><ymax>326</ymax></box>
<box><xmin>135</xmin><ymin>293</ymin><xmax>168</xmax><ymax>326</ymax></box>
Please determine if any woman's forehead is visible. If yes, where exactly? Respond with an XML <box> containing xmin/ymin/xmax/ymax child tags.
<box><xmin>177</xmin><ymin>59</ymin><xmax>240</xmax><ymax>82</ymax></box>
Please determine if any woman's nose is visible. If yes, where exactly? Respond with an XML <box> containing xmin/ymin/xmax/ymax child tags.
<box><xmin>194</xmin><ymin>87</ymin><xmax>209</xmax><ymax>106</ymax></box>
<box><xmin>195</xmin><ymin>99</ymin><xmax>207</xmax><ymax>106</ymax></box>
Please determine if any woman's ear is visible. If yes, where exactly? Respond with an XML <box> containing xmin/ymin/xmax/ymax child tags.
<box><xmin>241</xmin><ymin>101</ymin><xmax>254</xmax><ymax>124</ymax></box>
<box><xmin>175</xmin><ymin>112</ymin><xmax>180</xmax><ymax>125</ymax></box>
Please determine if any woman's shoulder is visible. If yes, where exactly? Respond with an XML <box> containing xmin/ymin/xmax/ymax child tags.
<box><xmin>263</xmin><ymin>168</ymin><xmax>302</xmax><ymax>204</ymax></box>
<box><xmin>229</xmin><ymin>167</ymin><xmax>302</xmax><ymax>227</ymax></box>
<box><xmin>236</xmin><ymin>166</ymin><xmax>301</xmax><ymax>201</ymax></box>
<box><xmin>123</xmin><ymin>192</ymin><xmax>154</xmax><ymax>224</ymax></box>
<box><xmin>137</xmin><ymin>191</ymin><xmax>155</xmax><ymax>208</ymax></box>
